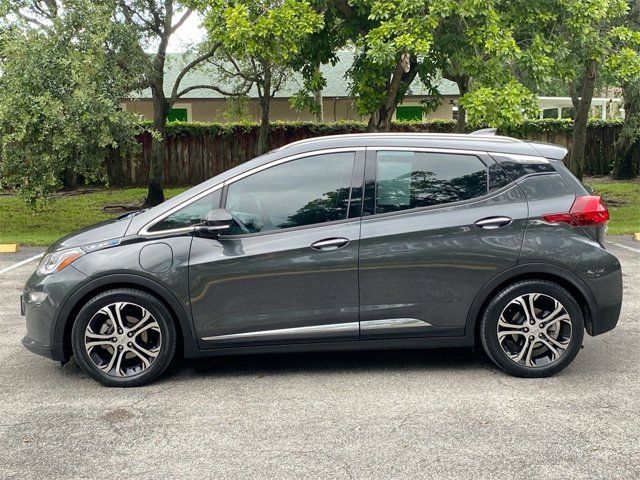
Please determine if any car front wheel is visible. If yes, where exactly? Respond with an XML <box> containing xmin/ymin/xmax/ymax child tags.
<box><xmin>71</xmin><ymin>288</ymin><xmax>176</xmax><ymax>387</ymax></box>
<box><xmin>480</xmin><ymin>280</ymin><xmax>584</xmax><ymax>378</ymax></box>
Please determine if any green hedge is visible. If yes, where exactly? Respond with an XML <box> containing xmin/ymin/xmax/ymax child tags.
<box><xmin>141</xmin><ymin>120</ymin><xmax>371</xmax><ymax>137</ymax></box>
<box><xmin>140</xmin><ymin>118</ymin><xmax>625</xmax><ymax>138</ymax></box>
<box><xmin>499</xmin><ymin>118</ymin><xmax>624</xmax><ymax>136</ymax></box>
<box><xmin>142</xmin><ymin>119</ymin><xmax>461</xmax><ymax>137</ymax></box>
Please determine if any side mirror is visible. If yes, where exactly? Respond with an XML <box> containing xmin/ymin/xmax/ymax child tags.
<box><xmin>194</xmin><ymin>209</ymin><xmax>233</xmax><ymax>238</ymax></box>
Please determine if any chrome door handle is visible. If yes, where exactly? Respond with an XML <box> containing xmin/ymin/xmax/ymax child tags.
<box><xmin>311</xmin><ymin>237</ymin><xmax>350</xmax><ymax>251</ymax></box>
<box><xmin>474</xmin><ymin>216</ymin><xmax>512</xmax><ymax>229</ymax></box>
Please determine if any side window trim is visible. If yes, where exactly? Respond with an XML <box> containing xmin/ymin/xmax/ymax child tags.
<box><xmin>218</xmin><ymin>212</ymin><xmax>362</xmax><ymax>239</ymax></box>
<box><xmin>347</xmin><ymin>150</ymin><xmax>366</xmax><ymax>219</ymax></box>
<box><xmin>363</xmin><ymin>147</ymin><xmax>377</xmax><ymax>216</ymax></box>
<box><xmin>364</xmin><ymin>147</ymin><xmax>493</xmax><ymax>217</ymax></box>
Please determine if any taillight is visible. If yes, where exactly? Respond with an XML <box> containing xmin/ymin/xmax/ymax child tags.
<box><xmin>541</xmin><ymin>195</ymin><xmax>609</xmax><ymax>227</ymax></box>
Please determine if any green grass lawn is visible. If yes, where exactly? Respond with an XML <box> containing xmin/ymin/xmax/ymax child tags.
<box><xmin>0</xmin><ymin>187</ymin><xmax>188</xmax><ymax>246</ymax></box>
<box><xmin>585</xmin><ymin>178</ymin><xmax>640</xmax><ymax>235</ymax></box>
<box><xmin>0</xmin><ymin>179</ymin><xmax>638</xmax><ymax>246</ymax></box>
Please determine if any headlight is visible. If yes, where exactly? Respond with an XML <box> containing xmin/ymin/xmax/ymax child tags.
<box><xmin>37</xmin><ymin>248</ymin><xmax>85</xmax><ymax>276</ymax></box>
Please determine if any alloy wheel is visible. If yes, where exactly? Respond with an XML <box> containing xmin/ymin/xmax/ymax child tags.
<box><xmin>84</xmin><ymin>302</ymin><xmax>162</xmax><ymax>377</ymax></box>
<box><xmin>497</xmin><ymin>293</ymin><xmax>572</xmax><ymax>368</ymax></box>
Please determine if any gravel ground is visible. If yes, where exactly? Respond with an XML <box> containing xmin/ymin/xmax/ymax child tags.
<box><xmin>0</xmin><ymin>237</ymin><xmax>638</xmax><ymax>479</ymax></box>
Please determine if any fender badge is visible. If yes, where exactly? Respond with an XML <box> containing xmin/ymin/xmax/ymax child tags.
<box><xmin>82</xmin><ymin>239</ymin><xmax>122</xmax><ymax>253</ymax></box>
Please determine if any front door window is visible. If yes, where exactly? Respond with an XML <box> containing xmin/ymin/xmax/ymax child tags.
<box><xmin>225</xmin><ymin>152</ymin><xmax>357</xmax><ymax>234</ymax></box>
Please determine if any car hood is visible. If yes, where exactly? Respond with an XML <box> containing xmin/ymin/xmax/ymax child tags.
<box><xmin>47</xmin><ymin>216</ymin><xmax>133</xmax><ymax>252</ymax></box>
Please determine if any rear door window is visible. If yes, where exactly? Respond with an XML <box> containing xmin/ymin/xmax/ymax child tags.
<box><xmin>374</xmin><ymin>151</ymin><xmax>488</xmax><ymax>214</ymax></box>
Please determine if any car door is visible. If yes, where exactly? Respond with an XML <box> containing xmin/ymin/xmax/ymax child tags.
<box><xmin>190</xmin><ymin>149</ymin><xmax>365</xmax><ymax>348</ymax></box>
<box><xmin>358</xmin><ymin>147</ymin><xmax>528</xmax><ymax>339</ymax></box>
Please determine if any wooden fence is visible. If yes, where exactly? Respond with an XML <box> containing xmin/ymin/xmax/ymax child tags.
<box><xmin>104</xmin><ymin>121</ymin><xmax>638</xmax><ymax>186</ymax></box>
<box><xmin>516</xmin><ymin>123</ymin><xmax>638</xmax><ymax>176</ymax></box>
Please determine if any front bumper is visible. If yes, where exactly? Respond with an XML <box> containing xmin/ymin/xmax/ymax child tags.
<box><xmin>21</xmin><ymin>265</ymin><xmax>87</xmax><ymax>362</ymax></box>
<box><xmin>21</xmin><ymin>335</ymin><xmax>65</xmax><ymax>361</ymax></box>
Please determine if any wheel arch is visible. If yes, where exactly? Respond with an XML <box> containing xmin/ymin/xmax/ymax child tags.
<box><xmin>465</xmin><ymin>263</ymin><xmax>597</xmax><ymax>343</ymax></box>
<box><xmin>54</xmin><ymin>274</ymin><xmax>198</xmax><ymax>362</ymax></box>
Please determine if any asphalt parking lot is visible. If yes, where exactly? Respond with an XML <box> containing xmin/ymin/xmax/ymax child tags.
<box><xmin>1</xmin><ymin>238</ymin><xmax>639</xmax><ymax>479</ymax></box>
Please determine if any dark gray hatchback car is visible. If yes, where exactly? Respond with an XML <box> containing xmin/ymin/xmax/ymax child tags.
<box><xmin>22</xmin><ymin>133</ymin><xmax>622</xmax><ymax>386</ymax></box>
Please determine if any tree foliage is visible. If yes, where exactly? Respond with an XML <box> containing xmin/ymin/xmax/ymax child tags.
<box><xmin>2</xmin><ymin>0</ymin><xmax>640</xmax><ymax>207</ymax></box>
<box><xmin>506</xmin><ymin>0</ymin><xmax>640</xmax><ymax>178</ymax></box>
<box><xmin>0</xmin><ymin>0</ymin><xmax>142</xmax><ymax>206</ymax></box>
<box><xmin>192</xmin><ymin>0</ymin><xmax>324</xmax><ymax>153</ymax></box>
<box><xmin>296</xmin><ymin>0</ymin><xmax>549</xmax><ymax>132</ymax></box>
<box><xmin>115</xmin><ymin>0</ymin><xmax>223</xmax><ymax>206</ymax></box>
<box><xmin>431</xmin><ymin>1</ymin><xmax>541</xmax><ymax>131</ymax></box>
<box><xmin>334</xmin><ymin>0</ymin><xmax>442</xmax><ymax>131</ymax></box>
<box><xmin>612</xmin><ymin>0</ymin><xmax>640</xmax><ymax>179</ymax></box>
<box><xmin>462</xmin><ymin>81</ymin><xmax>540</xmax><ymax>129</ymax></box>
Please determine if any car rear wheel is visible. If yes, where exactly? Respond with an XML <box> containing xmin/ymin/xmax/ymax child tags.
<box><xmin>480</xmin><ymin>280</ymin><xmax>584</xmax><ymax>378</ymax></box>
<box><xmin>71</xmin><ymin>288</ymin><xmax>176</xmax><ymax>387</ymax></box>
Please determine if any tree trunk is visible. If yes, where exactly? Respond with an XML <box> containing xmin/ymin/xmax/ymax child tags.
<box><xmin>568</xmin><ymin>60</ymin><xmax>597</xmax><ymax>180</ymax></box>
<box><xmin>145</xmin><ymin>89</ymin><xmax>168</xmax><ymax>207</ymax></box>
<box><xmin>314</xmin><ymin>89</ymin><xmax>324</xmax><ymax>122</ymax></box>
<box><xmin>367</xmin><ymin>60</ymin><xmax>404</xmax><ymax>133</ymax></box>
<box><xmin>613</xmin><ymin>80</ymin><xmax>640</xmax><ymax>179</ymax></box>
<box><xmin>367</xmin><ymin>54</ymin><xmax>417</xmax><ymax>133</ymax></box>
<box><xmin>63</xmin><ymin>167</ymin><xmax>77</xmax><ymax>190</ymax></box>
<box><xmin>257</xmin><ymin>69</ymin><xmax>272</xmax><ymax>155</ymax></box>
<box><xmin>454</xmin><ymin>76</ymin><xmax>469</xmax><ymax>133</ymax></box>
<box><xmin>367</xmin><ymin>109</ymin><xmax>392</xmax><ymax>133</ymax></box>
<box><xmin>106</xmin><ymin>146</ymin><xmax>124</xmax><ymax>187</ymax></box>
<box><xmin>314</xmin><ymin>65</ymin><xmax>324</xmax><ymax>122</ymax></box>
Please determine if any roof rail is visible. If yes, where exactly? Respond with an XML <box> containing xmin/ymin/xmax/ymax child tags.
<box><xmin>470</xmin><ymin>128</ymin><xmax>498</xmax><ymax>136</ymax></box>
<box><xmin>280</xmin><ymin>131</ymin><xmax>522</xmax><ymax>150</ymax></box>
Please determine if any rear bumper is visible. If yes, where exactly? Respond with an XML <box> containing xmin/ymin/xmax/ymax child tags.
<box><xmin>581</xmin><ymin>247</ymin><xmax>623</xmax><ymax>337</ymax></box>
<box><xmin>588</xmin><ymin>302</ymin><xmax>622</xmax><ymax>336</ymax></box>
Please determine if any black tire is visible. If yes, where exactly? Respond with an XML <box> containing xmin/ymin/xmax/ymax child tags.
<box><xmin>71</xmin><ymin>288</ymin><xmax>177</xmax><ymax>387</ymax></box>
<box><xmin>480</xmin><ymin>280</ymin><xmax>584</xmax><ymax>378</ymax></box>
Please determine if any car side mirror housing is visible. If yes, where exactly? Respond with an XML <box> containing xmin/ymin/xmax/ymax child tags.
<box><xmin>194</xmin><ymin>209</ymin><xmax>233</xmax><ymax>238</ymax></box>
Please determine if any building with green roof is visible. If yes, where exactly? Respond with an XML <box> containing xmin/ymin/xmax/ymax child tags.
<box><xmin>123</xmin><ymin>51</ymin><xmax>461</xmax><ymax>123</ymax></box>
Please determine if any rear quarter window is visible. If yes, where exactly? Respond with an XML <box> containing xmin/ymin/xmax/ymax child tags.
<box><xmin>548</xmin><ymin>159</ymin><xmax>590</xmax><ymax>195</ymax></box>
<box><xmin>517</xmin><ymin>173</ymin><xmax>575</xmax><ymax>202</ymax></box>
